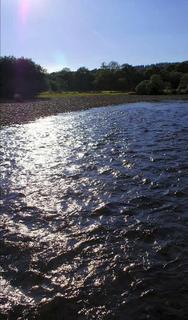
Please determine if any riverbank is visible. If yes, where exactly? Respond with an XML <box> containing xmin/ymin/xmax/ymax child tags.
<box><xmin>0</xmin><ymin>94</ymin><xmax>188</xmax><ymax>126</ymax></box>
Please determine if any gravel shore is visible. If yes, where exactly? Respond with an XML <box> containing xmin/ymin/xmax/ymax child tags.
<box><xmin>0</xmin><ymin>94</ymin><xmax>188</xmax><ymax>126</ymax></box>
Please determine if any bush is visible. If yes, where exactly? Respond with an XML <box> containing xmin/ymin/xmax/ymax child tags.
<box><xmin>177</xmin><ymin>74</ymin><xmax>188</xmax><ymax>93</ymax></box>
<box><xmin>149</xmin><ymin>74</ymin><xmax>164</xmax><ymax>94</ymax></box>
<box><xmin>176</xmin><ymin>61</ymin><xmax>188</xmax><ymax>73</ymax></box>
<box><xmin>136</xmin><ymin>75</ymin><xmax>164</xmax><ymax>95</ymax></box>
<box><xmin>169</xmin><ymin>71</ymin><xmax>182</xmax><ymax>89</ymax></box>
<box><xmin>135</xmin><ymin>80</ymin><xmax>150</xmax><ymax>94</ymax></box>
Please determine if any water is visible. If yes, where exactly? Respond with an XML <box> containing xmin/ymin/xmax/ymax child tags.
<box><xmin>0</xmin><ymin>101</ymin><xmax>188</xmax><ymax>319</ymax></box>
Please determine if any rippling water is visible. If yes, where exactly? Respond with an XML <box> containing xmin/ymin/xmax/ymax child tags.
<box><xmin>1</xmin><ymin>101</ymin><xmax>188</xmax><ymax>319</ymax></box>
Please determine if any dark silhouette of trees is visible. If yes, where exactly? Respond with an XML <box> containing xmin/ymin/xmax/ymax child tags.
<box><xmin>0</xmin><ymin>56</ymin><xmax>16</xmax><ymax>99</ymax></box>
<box><xmin>136</xmin><ymin>80</ymin><xmax>150</xmax><ymax>95</ymax></box>
<box><xmin>136</xmin><ymin>74</ymin><xmax>164</xmax><ymax>95</ymax></box>
<box><xmin>149</xmin><ymin>74</ymin><xmax>164</xmax><ymax>94</ymax></box>
<box><xmin>169</xmin><ymin>72</ymin><xmax>182</xmax><ymax>90</ymax></box>
<box><xmin>14</xmin><ymin>58</ymin><xmax>47</xmax><ymax>99</ymax></box>
<box><xmin>0</xmin><ymin>56</ymin><xmax>47</xmax><ymax>99</ymax></box>
<box><xmin>74</xmin><ymin>67</ymin><xmax>94</xmax><ymax>91</ymax></box>
<box><xmin>0</xmin><ymin>56</ymin><xmax>188</xmax><ymax>99</ymax></box>
<box><xmin>176</xmin><ymin>61</ymin><xmax>188</xmax><ymax>73</ymax></box>
<box><xmin>178</xmin><ymin>74</ymin><xmax>188</xmax><ymax>93</ymax></box>
<box><xmin>94</xmin><ymin>68</ymin><xmax>116</xmax><ymax>90</ymax></box>
<box><xmin>46</xmin><ymin>59</ymin><xmax>188</xmax><ymax>95</ymax></box>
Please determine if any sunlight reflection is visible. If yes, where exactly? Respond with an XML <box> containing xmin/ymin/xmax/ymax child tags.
<box><xmin>6</xmin><ymin>114</ymin><xmax>84</xmax><ymax>212</ymax></box>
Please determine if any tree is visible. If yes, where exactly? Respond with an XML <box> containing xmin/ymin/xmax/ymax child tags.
<box><xmin>178</xmin><ymin>74</ymin><xmax>188</xmax><ymax>93</ymax></box>
<box><xmin>121</xmin><ymin>64</ymin><xmax>144</xmax><ymax>91</ymax></box>
<box><xmin>0</xmin><ymin>56</ymin><xmax>48</xmax><ymax>99</ymax></box>
<box><xmin>136</xmin><ymin>75</ymin><xmax>164</xmax><ymax>95</ymax></box>
<box><xmin>135</xmin><ymin>80</ymin><xmax>150</xmax><ymax>94</ymax></box>
<box><xmin>0</xmin><ymin>56</ymin><xmax>15</xmax><ymax>99</ymax></box>
<box><xmin>145</xmin><ymin>65</ymin><xmax>161</xmax><ymax>78</ymax></box>
<box><xmin>74</xmin><ymin>67</ymin><xmax>94</xmax><ymax>91</ymax></box>
<box><xmin>94</xmin><ymin>69</ymin><xmax>115</xmax><ymax>90</ymax></box>
<box><xmin>14</xmin><ymin>58</ymin><xmax>48</xmax><ymax>98</ymax></box>
<box><xmin>149</xmin><ymin>74</ymin><xmax>164</xmax><ymax>94</ymax></box>
<box><xmin>176</xmin><ymin>61</ymin><xmax>188</xmax><ymax>73</ymax></box>
<box><xmin>46</xmin><ymin>60</ymin><xmax>188</xmax><ymax>94</ymax></box>
<box><xmin>117</xmin><ymin>78</ymin><xmax>129</xmax><ymax>91</ymax></box>
<box><xmin>169</xmin><ymin>71</ymin><xmax>182</xmax><ymax>89</ymax></box>
<box><xmin>107</xmin><ymin>61</ymin><xmax>120</xmax><ymax>70</ymax></box>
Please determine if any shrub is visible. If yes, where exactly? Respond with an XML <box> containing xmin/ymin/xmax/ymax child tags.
<box><xmin>136</xmin><ymin>75</ymin><xmax>164</xmax><ymax>95</ymax></box>
<box><xmin>135</xmin><ymin>80</ymin><xmax>150</xmax><ymax>94</ymax></box>
<box><xmin>149</xmin><ymin>74</ymin><xmax>164</xmax><ymax>94</ymax></box>
<box><xmin>177</xmin><ymin>74</ymin><xmax>188</xmax><ymax>93</ymax></box>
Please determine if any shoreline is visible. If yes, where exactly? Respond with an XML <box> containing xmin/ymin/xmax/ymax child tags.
<box><xmin>0</xmin><ymin>94</ymin><xmax>188</xmax><ymax>126</ymax></box>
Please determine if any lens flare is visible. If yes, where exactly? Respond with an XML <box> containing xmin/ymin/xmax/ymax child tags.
<box><xmin>19</xmin><ymin>0</ymin><xmax>48</xmax><ymax>26</ymax></box>
<box><xmin>20</xmin><ymin>0</ymin><xmax>30</xmax><ymax>26</ymax></box>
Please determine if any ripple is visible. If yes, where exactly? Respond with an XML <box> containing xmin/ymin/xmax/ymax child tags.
<box><xmin>0</xmin><ymin>101</ymin><xmax>188</xmax><ymax>319</ymax></box>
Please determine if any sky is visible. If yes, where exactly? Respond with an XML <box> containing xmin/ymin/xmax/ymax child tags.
<box><xmin>1</xmin><ymin>0</ymin><xmax>188</xmax><ymax>72</ymax></box>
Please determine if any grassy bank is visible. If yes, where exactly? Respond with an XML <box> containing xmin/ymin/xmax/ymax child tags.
<box><xmin>1</xmin><ymin>93</ymin><xmax>188</xmax><ymax>126</ymax></box>
<box><xmin>38</xmin><ymin>91</ymin><xmax>132</xmax><ymax>99</ymax></box>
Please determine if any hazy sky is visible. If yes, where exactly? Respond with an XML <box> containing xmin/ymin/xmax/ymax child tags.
<box><xmin>1</xmin><ymin>0</ymin><xmax>188</xmax><ymax>71</ymax></box>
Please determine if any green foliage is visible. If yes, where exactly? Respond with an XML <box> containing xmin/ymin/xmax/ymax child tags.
<box><xmin>169</xmin><ymin>71</ymin><xmax>182</xmax><ymax>89</ymax></box>
<box><xmin>46</xmin><ymin>60</ymin><xmax>188</xmax><ymax>95</ymax></box>
<box><xmin>117</xmin><ymin>78</ymin><xmax>129</xmax><ymax>91</ymax></box>
<box><xmin>176</xmin><ymin>61</ymin><xmax>188</xmax><ymax>73</ymax></box>
<box><xmin>93</xmin><ymin>69</ymin><xmax>116</xmax><ymax>90</ymax></box>
<box><xmin>1</xmin><ymin>56</ymin><xmax>188</xmax><ymax>100</ymax></box>
<box><xmin>145</xmin><ymin>66</ymin><xmax>160</xmax><ymax>78</ymax></box>
<box><xmin>149</xmin><ymin>74</ymin><xmax>164</xmax><ymax>94</ymax></box>
<box><xmin>38</xmin><ymin>91</ymin><xmax>129</xmax><ymax>99</ymax></box>
<box><xmin>74</xmin><ymin>67</ymin><xmax>94</xmax><ymax>91</ymax></box>
<box><xmin>136</xmin><ymin>75</ymin><xmax>164</xmax><ymax>95</ymax></box>
<box><xmin>178</xmin><ymin>74</ymin><xmax>188</xmax><ymax>93</ymax></box>
<box><xmin>0</xmin><ymin>56</ymin><xmax>47</xmax><ymax>99</ymax></box>
<box><xmin>135</xmin><ymin>80</ymin><xmax>151</xmax><ymax>95</ymax></box>
<box><xmin>0</xmin><ymin>56</ymin><xmax>16</xmax><ymax>99</ymax></box>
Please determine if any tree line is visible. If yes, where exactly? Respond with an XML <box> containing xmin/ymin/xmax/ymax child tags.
<box><xmin>49</xmin><ymin>60</ymin><xmax>188</xmax><ymax>95</ymax></box>
<box><xmin>0</xmin><ymin>56</ymin><xmax>188</xmax><ymax>99</ymax></box>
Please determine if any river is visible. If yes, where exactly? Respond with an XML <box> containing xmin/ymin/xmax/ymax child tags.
<box><xmin>0</xmin><ymin>101</ymin><xmax>188</xmax><ymax>319</ymax></box>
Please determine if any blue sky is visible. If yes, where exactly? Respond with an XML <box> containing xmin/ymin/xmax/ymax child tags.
<box><xmin>1</xmin><ymin>0</ymin><xmax>188</xmax><ymax>72</ymax></box>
